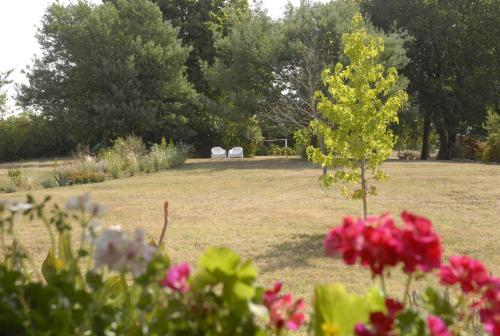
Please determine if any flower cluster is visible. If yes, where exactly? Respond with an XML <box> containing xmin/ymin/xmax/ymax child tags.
<box><xmin>263</xmin><ymin>282</ymin><xmax>306</xmax><ymax>331</ymax></box>
<box><xmin>439</xmin><ymin>255</ymin><xmax>500</xmax><ymax>335</ymax></box>
<box><xmin>439</xmin><ymin>255</ymin><xmax>490</xmax><ymax>293</ymax></box>
<box><xmin>479</xmin><ymin>278</ymin><xmax>500</xmax><ymax>336</ymax></box>
<box><xmin>324</xmin><ymin>212</ymin><xmax>441</xmax><ymax>276</ymax></box>
<box><xmin>160</xmin><ymin>263</ymin><xmax>191</xmax><ymax>293</ymax></box>
<box><xmin>355</xmin><ymin>299</ymin><xmax>403</xmax><ymax>336</ymax></box>
<box><xmin>94</xmin><ymin>227</ymin><xmax>155</xmax><ymax>277</ymax></box>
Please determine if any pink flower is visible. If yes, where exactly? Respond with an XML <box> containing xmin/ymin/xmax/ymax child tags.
<box><xmin>427</xmin><ymin>315</ymin><xmax>452</xmax><ymax>336</ymax></box>
<box><xmin>439</xmin><ymin>255</ymin><xmax>490</xmax><ymax>293</ymax></box>
<box><xmin>400</xmin><ymin>211</ymin><xmax>442</xmax><ymax>273</ymax></box>
<box><xmin>324</xmin><ymin>216</ymin><xmax>364</xmax><ymax>265</ymax></box>
<box><xmin>263</xmin><ymin>282</ymin><xmax>306</xmax><ymax>331</ymax></box>
<box><xmin>479</xmin><ymin>278</ymin><xmax>500</xmax><ymax>336</ymax></box>
<box><xmin>359</xmin><ymin>215</ymin><xmax>403</xmax><ymax>275</ymax></box>
<box><xmin>160</xmin><ymin>262</ymin><xmax>191</xmax><ymax>293</ymax></box>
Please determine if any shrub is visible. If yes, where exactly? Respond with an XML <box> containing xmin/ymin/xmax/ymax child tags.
<box><xmin>102</xmin><ymin>150</ymin><xmax>122</xmax><ymax>179</ymax></box>
<box><xmin>7</xmin><ymin>168</ymin><xmax>22</xmax><ymax>188</ymax></box>
<box><xmin>66</xmin><ymin>171</ymin><xmax>105</xmax><ymax>184</ymax></box>
<box><xmin>2</xmin><ymin>183</ymin><xmax>17</xmax><ymax>193</ymax></box>
<box><xmin>483</xmin><ymin>139</ymin><xmax>500</xmax><ymax>163</ymax></box>
<box><xmin>0</xmin><ymin>113</ymin><xmax>75</xmax><ymax>163</ymax></box>
<box><xmin>39</xmin><ymin>175</ymin><xmax>57</xmax><ymax>189</ymax></box>
<box><xmin>53</xmin><ymin>165</ymin><xmax>72</xmax><ymax>187</ymax></box>
<box><xmin>483</xmin><ymin>110</ymin><xmax>500</xmax><ymax>163</ymax></box>
<box><xmin>222</xmin><ymin>117</ymin><xmax>263</xmax><ymax>158</ymax></box>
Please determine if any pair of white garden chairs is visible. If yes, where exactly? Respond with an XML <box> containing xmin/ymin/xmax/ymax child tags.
<box><xmin>211</xmin><ymin>147</ymin><xmax>244</xmax><ymax>159</ymax></box>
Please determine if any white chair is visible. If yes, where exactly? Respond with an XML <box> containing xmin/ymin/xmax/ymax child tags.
<box><xmin>228</xmin><ymin>147</ymin><xmax>244</xmax><ymax>158</ymax></box>
<box><xmin>211</xmin><ymin>147</ymin><xmax>227</xmax><ymax>159</ymax></box>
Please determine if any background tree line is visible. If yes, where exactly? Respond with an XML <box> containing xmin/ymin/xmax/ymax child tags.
<box><xmin>0</xmin><ymin>0</ymin><xmax>498</xmax><ymax>162</ymax></box>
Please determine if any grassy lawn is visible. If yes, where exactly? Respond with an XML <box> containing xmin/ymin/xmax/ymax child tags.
<box><xmin>1</xmin><ymin>157</ymin><xmax>499</xmax><ymax>300</ymax></box>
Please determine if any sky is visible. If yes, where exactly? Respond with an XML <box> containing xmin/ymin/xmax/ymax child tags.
<box><xmin>0</xmin><ymin>0</ymin><xmax>326</xmax><ymax>110</ymax></box>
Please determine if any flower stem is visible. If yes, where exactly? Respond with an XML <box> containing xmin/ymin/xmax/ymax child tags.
<box><xmin>403</xmin><ymin>273</ymin><xmax>413</xmax><ymax>306</ymax></box>
<box><xmin>380</xmin><ymin>273</ymin><xmax>387</xmax><ymax>296</ymax></box>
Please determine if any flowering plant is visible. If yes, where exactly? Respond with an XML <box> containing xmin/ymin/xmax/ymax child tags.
<box><xmin>0</xmin><ymin>195</ymin><xmax>498</xmax><ymax>335</ymax></box>
<box><xmin>321</xmin><ymin>212</ymin><xmax>499</xmax><ymax>336</ymax></box>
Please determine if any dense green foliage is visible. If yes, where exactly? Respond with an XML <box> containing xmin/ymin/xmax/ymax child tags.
<box><xmin>17</xmin><ymin>0</ymin><xmax>196</xmax><ymax>145</ymax></box>
<box><xmin>361</xmin><ymin>0</ymin><xmax>500</xmax><ymax>160</ymax></box>
<box><xmin>0</xmin><ymin>113</ymin><xmax>73</xmax><ymax>162</ymax></box>
<box><xmin>483</xmin><ymin>110</ymin><xmax>500</xmax><ymax>162</ymax></box>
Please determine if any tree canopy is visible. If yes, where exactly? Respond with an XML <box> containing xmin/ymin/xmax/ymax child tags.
<box><xmin>18</xmin><ymin>0</ymin><xmax>196</xmax><ymax>145</ymax></box>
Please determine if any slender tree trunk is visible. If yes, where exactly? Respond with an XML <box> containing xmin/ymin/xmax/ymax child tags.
<box><xmin>360</xmin><ymin>158</ymin><xmax>368</xmax><ymax>220</ymax></box>
<box><xmin>420</xmin><ymin>112</ymin><xmax>431</xmax><ymax>160</ymax></box>
<box><xmin>319</xmin><ymin>136</ymin><xmax>328</xmax><ymax>176</ymax></box>
<box><xmin>436</xmin><ymin>125</ymin><xmax>450</xmax><ymax>160</ymax></box>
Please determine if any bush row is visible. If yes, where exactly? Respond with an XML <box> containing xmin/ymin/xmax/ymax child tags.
<box><xmin>0</xmin><ymin>136</ymin><xmax>190</xmax><ymax>193</ymax></box>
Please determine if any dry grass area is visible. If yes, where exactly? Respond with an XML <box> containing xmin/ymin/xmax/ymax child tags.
<box><xmin>1</xmin><ymin>157</ymin><xmax>499</xmax><ymax>300</ymax></box>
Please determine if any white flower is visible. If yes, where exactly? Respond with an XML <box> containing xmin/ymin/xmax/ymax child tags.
<box><xmin>93</xmin><ymin>227</ymin><xmax>127</xmax><ymax>272</ymax></box>
<box><xmin>122</xmin><ymin>229</ymin><xmax>156</xmax><ymax>277</ymax></box>
<box><xmin>83</xmin><ymin>218</ymin><xmax>102</xmax><ymax>242</ymax></box>
<box><xmin>93</xmin><ymin>227</ymin><xmax>155</xmax><ymax>277</ymax></box>
<box><xmin>9</xmin><ymin>202</ymin><xmax>33</xmax><ymax>213</ymax></box>
<box><xmin>85</xmin><ymin>202</ymin><xmax>107</xmax><ymax>218</ymax></box>
<box><xmin>65</xmin><ymin>193</ymin><xmax>91</xmax><ymax>211</ymax></box>
<box><xmin>66</xmin><ymin>193</ymin><xmax>106</xmax><ymax>217</ymax></box>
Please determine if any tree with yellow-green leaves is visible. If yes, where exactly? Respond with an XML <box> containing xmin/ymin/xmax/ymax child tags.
<box><xmin>296</xmin><ymin>13</ymin><xmax>408</xmax><ymax>219</ymax></box>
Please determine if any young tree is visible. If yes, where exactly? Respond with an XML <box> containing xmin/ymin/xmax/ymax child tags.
<box><xmin>297</xmin><ymin>13</ymin><xmax>408</xmax><ymax>219</ymax></box>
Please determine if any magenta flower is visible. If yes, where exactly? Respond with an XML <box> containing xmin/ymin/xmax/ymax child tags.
<box><xmin>160</xmin><ymin>262</ymin><xmax>191</xmax><ymax>293</ymax></box>
<box><xmin>479</xmin><ymin>278</ymin><xmax>500</xmax><ymax>336</ymax></box>
<box><xmin>440</xmin><ymin>255</ymin><xmax>490</xmax><ymax>293</ymax></box>
<box><xmin>400</xmin><ymin>211</ymin><xmax>442</xmax><ymax>273</ymax></box>
<box><xmin>427</xmin><ymin>315</ymin><xmax>452</xmax><ymax>336</ymax></box>
<box><xmin>263</xmin><ymin>282</ymin><xmax>306</xmax><ymax>331</ymax></box>
<box><xmin>324</xmin><ymin>212</ymin><xmax>443</xmax><ymax>277</ymax></box>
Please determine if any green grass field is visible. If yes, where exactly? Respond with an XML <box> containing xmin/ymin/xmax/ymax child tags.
<box><xmin>1</xmin><ymin>157</ymin><xmax>499</xmax><ymax>300</ymax></box>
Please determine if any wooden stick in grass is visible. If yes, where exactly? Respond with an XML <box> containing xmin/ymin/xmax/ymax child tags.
<box><xmin>158</xmin><ymin>201</ymin><xmax>169</xmax><ymax>246</ymax></box>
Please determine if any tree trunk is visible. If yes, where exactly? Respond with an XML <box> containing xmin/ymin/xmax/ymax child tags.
<box><xmin>420</xmin><ymin>112</ymin><xmax>431</xmax><ymax>160</ymax></box>
<box><xmin>319</xmin><ymin>136</ymin><xmax>328</xmax><ymax>176</ymax></box>
<box><xmin>360</xmin><ymin>158</ymin><xmax>368</xmax><ymax>220</ymax></box>
<box><xmin>436</xmin><ymin>126</ymin><xmax>450</xmax><ymax>160</ymax></box>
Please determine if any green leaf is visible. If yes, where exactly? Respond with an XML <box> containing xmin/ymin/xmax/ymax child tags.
<box><xmin>58</xmin><ymin>232</ymin><xmax>73</xmax><ymax>263</ymax></box>
<box><xmin>41</xmin><ymin>249</ymin><xmax>64</xmax><ymax>282</ymax></box>
<box><xmin>233</xmin><ymin>281</ymin><xmax>256</xmax><ymax>300</ymax></box>
<box><xmin>396</xmin><ymin>309</ymin><xmax>427</xmax><ymax>336</ymax></box>
<box><xmin>423</xmin><ymin>287</ymin><xmax>455</xmax><ymax>325</ymax></box>
<box><xmin>198</xmin><ymin>247</ymin><xmax>241</xmax><ymax>275</ymax></box>
<box><xmin>313</xmin><ymin>284</ymin><xmax>385</xmax><ymax>336</ymax></box>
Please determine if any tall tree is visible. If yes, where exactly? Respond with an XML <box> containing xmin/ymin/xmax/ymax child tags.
<box><xmin>18</xmin><ymin>0</ymin><xmax>196</xmax><ymax>145</ymax></box>
<box><xmin>297</xmin><ymin>13</ymin><xmax>408</xmax><ymax>219</ymax></box>
<box><xmin>151</xmin><ymin>0</ymin><xmax>249</xmax><ymax>94</ymax></box>
<box><xmin>361</xmin><ymin>0</ymin><xmax>500</xmax><ymax>159</ymax></box>
<box><xmin>267</xmin><ymin>1</ymin><xmax>410</xmax><ymax>138</ymax></box>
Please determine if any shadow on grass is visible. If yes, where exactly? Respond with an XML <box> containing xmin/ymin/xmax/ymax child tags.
<box><xmin>255</xmin><ymin>233</ymin><xmax>325</xmax><ymax>272</ymax></box>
